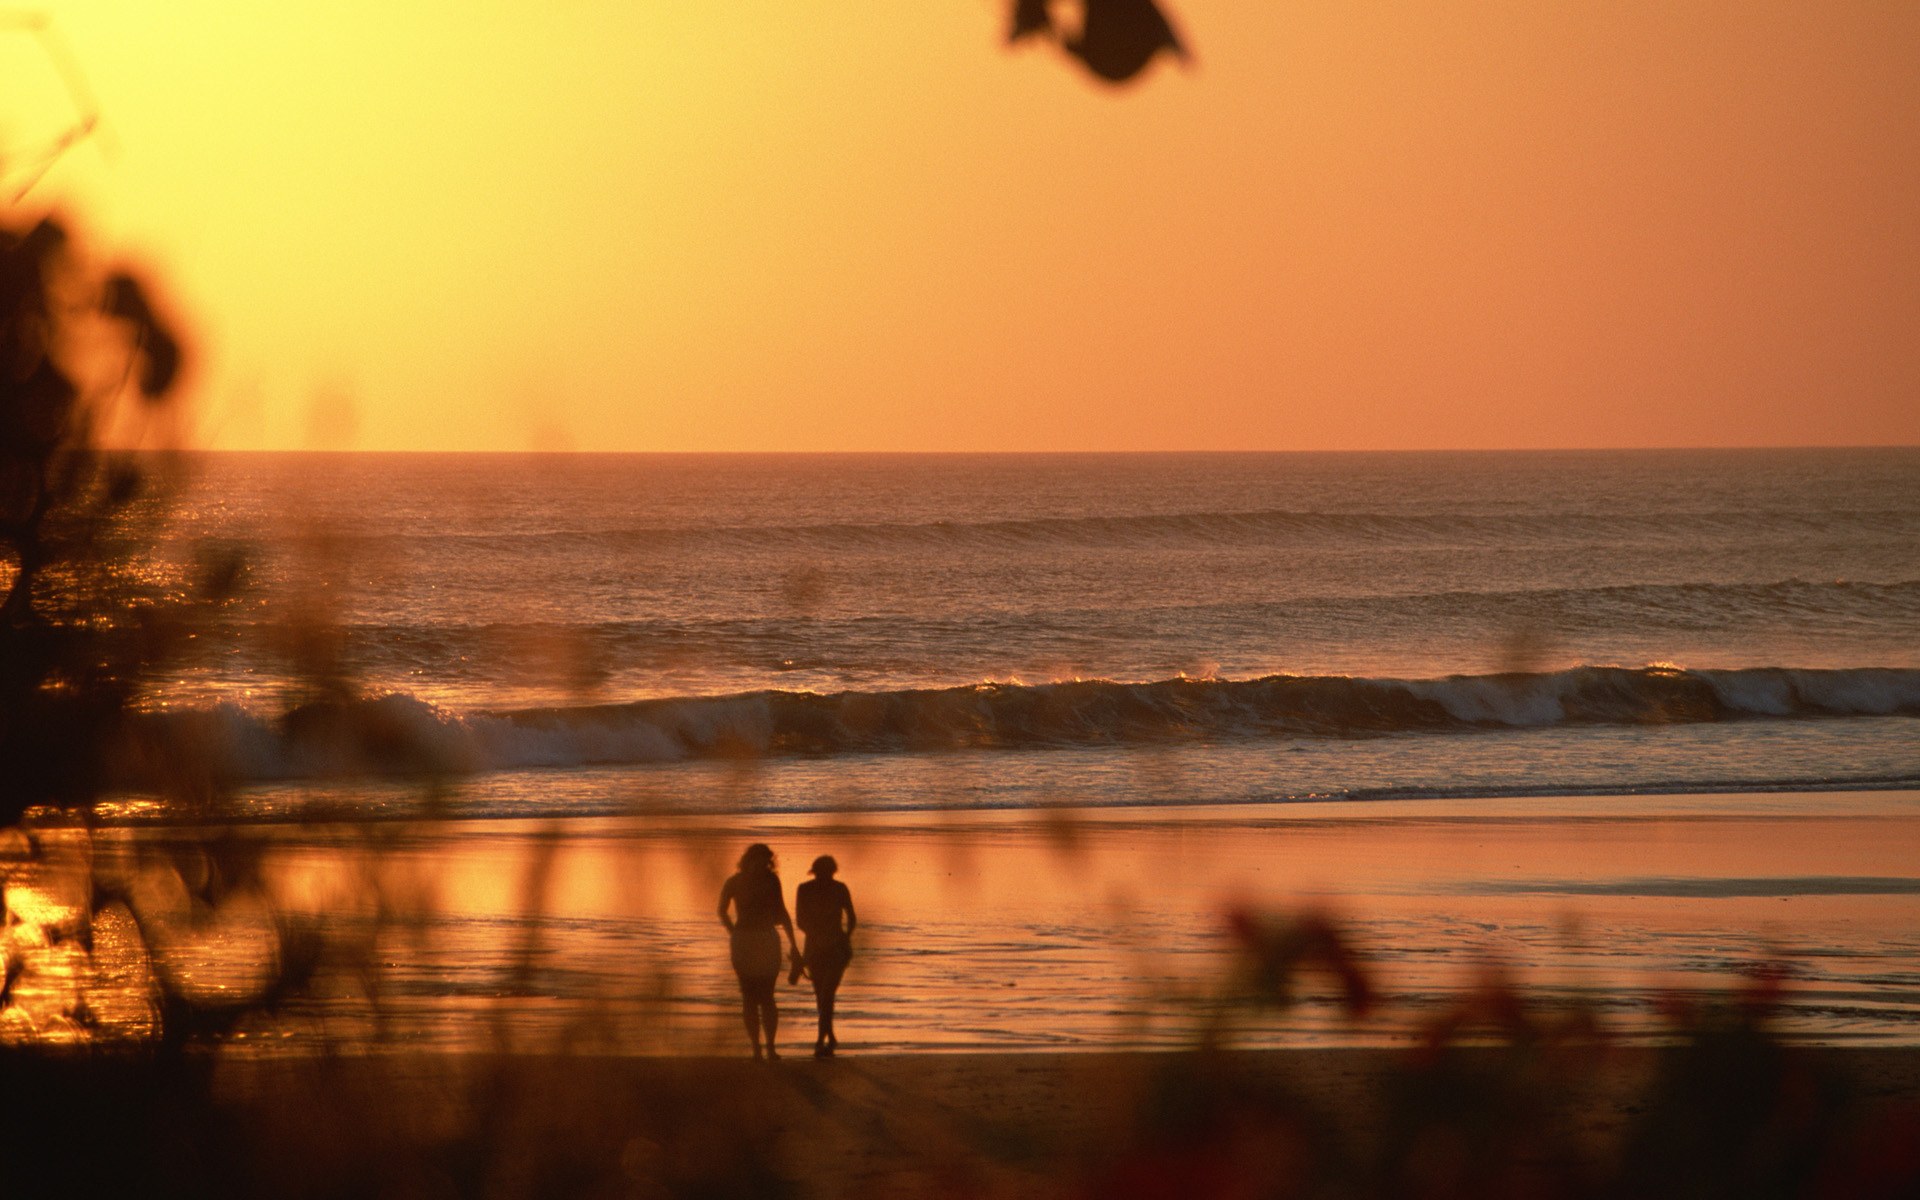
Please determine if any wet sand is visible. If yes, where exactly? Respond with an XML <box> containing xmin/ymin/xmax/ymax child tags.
<box><xmin>272</xmin><ymin>788</ymin><xmax>1920</xmax><ymax>1050</ymax></box>
<box><xmin>13</xmin><ymin>789</ymin><xmax>1920</xmax><ymax>1054</ymax></box>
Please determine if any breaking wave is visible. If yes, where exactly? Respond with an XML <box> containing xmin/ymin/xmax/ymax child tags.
<box><xmin>123</xmin><ymin>664</ymin><xmax>1920</xmax><ymax>785</ymax></box>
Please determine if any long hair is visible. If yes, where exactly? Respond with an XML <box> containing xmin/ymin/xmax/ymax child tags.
<box><xmin>737</xmin><ymin>843</ymin><xmax>776</xmax><ymax>873</ymax></box>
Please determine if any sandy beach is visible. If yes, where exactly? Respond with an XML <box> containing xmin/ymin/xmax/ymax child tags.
<box><xmin>9</xmin><ymin>1044</ymin><xmax>1920</xmax><ymax>1197</ymax></box>
<box><xmin>12</xmin><ymin>787</ymin><xmax>1920</xmax><ymax>1059</ymax></box>
<box><xmin>17</xmin><ymin>787</ymin><xmax>1920</xmax><ymax>1194</ymax></box>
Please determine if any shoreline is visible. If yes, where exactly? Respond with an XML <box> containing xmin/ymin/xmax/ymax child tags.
<box><xmin>77</xmin><ymin>781</ymin><xmax>1920</xmax><ymax>832</ymax></box>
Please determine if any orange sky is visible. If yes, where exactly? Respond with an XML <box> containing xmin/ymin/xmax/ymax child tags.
<box><xmin>10</xmin><ymin>1</ymin><xmax>1918</xmax><ymax>451</ymax></box>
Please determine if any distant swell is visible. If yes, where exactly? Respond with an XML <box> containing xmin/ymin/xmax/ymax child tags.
<box><xmin>198</xmin><ymin>578</ymin><xmax>1920</xmax><ymax>685</ymax></box>
<box><xmin>124</xmin><ymin>665</ymin><xmax>1920</xmax><ymax>785</ymax></box>
<box><xmin>314</xmin><ymin>507</ymin><xmax>1920</xmax><ymax>552</ymax></box>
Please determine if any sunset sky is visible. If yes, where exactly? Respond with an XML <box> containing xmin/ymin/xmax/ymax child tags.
<box><xmin>9</xmin><ymin>1</ymin><xmax>1917</xmax><ymax>451</ymax></box>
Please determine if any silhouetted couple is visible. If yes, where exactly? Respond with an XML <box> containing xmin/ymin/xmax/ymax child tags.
<box><xmin>716</xmin><ymin>844</ymin><xmax>856</xmax><ymax>1060</ymax></box>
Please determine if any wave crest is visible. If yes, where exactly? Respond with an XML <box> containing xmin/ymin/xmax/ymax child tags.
<box><xmin>121</xmin><ymin>665</ymin><xmax>1920</xmax><ymax>786</ymax></box>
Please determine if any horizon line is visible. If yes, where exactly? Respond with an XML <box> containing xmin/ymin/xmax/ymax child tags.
<box><xmin>144</xmin><ymin>443</ymin><xmax>1920</xmax><ymax>456</ymax></box>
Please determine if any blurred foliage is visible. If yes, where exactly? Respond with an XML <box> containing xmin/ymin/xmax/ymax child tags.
<box><xmin>0</xmin><ymin>212</ymin><xmax>184</xmax><ymax>821</ymax></box>
<box><xmin>1078</xmin><ymin>930</ymin><xmax>1920</xmax><ymax>1200</ymax></box>
<box><xmin>1011</xmin><ymin>0</ymin><xmax>1189</xmax><ymax>84</ymax></box>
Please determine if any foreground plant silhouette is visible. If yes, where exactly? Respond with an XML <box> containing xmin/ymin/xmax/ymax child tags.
<box><xmin>1</xmin><ymin>214</ymin><xmax>182</xmax><ymax>822</ymax></box>
<box><xmin>1071</xmin><ymin>916</ymin><xmax>1920</xmax><ymax>1200</ymax></box>
<box><xmin>1011</xmin><ymin>0</ymin><xmax>1189</xmax><ymax>84</ymax></box>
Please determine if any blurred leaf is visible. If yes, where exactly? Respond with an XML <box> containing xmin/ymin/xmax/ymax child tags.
<box><xmin>1009</xmin><ymin>0</ymin><xmax>1188</xmax><ymax>84</ymax></box>
<box><xmin>1009</xmin><ymin>0</ymin><xmax>1053</xmax><ymax>42</ymax></box>
<box><xmin>1065</xmin><ymin>0</ymin><xmax>1188</xmax><ymax>84</ymax></box>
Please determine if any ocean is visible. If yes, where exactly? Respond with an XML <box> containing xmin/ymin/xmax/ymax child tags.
<box><xmin>143</xmin><ymin>447</ymin><xmax>1920</xmax><ymax>813</ymax></box>
<box><xmin>44</xmin><ymin>447</ymin><xmax>1920</xmax><ymax>1052</ymax></box>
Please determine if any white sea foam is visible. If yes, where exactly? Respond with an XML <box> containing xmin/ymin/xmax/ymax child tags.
<box><xmin>123</xmin><ymin>664</ymin><xmax>1920</xmax><ymax>787</ymax></box>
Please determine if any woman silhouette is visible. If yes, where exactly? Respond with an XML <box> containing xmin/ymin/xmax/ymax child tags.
<box><xmin>717</xmin><ymin>843</ymin><xmax>799</xmax><ymax>1060</ymax></box>
<box><xmin>795</xmin><ymin>855</ymin><xmax>857</xmax><ymax>1057</ymax></box>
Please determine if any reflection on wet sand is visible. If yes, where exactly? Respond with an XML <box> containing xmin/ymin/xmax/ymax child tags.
<box><xmin>8</xmin><ymin>790</ymin><xmax>1920</xmax><ymax>1053</ymax></box>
